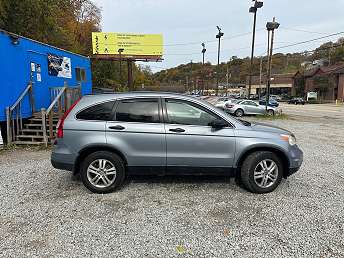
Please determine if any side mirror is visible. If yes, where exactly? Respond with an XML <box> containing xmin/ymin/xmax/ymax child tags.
<box><xmin>210</xmin><ymin>119</ymin><xmax>228</xmax><ymax>129</ymax></box>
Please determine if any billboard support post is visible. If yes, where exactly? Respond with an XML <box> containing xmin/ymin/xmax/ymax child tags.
<box><xmin>127</xmin><ymin>59</ymin><xmax>134</xmax><ymax>91</ymax></box>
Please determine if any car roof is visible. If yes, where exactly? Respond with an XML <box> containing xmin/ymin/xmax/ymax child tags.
<box><xmin>85</xmin><ymin>91</ymin><xmax>189</xmax><ymax>100</ymax></box>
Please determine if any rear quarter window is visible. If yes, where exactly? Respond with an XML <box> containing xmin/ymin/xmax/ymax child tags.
<box><xmin>76</xmin><ymin>101</ymin><xmax>115</xmax><ymax>121</ymax></box>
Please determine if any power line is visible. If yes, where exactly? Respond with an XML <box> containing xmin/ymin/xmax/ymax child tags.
<box><xmin>279</xmin><ymin>26</ymin><xmax>329</xmax><ymax>35</ymax></box>
<box><xmin>164</xmin><ymin>43</ymin><xmax>267</xmax><ymax>56</ymax></box>
<box><xmin>274</xmin><ymin>31</ymin><xmax>344</xmax><ymax>51</ymax></box>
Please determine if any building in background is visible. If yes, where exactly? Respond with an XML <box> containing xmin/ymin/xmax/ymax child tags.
<box><xmin>246</xmin><ymin>73</ymin><xmax>294</xmax><ymax>97</ymax></box>
<box><xmin>293</xmin><ymin>64</ymin><xmax>344</xmax><ymax>101</ymax></box>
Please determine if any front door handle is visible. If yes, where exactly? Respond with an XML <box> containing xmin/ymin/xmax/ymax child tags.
<box><xmin>109</xmin><ymin>125</ymin><xmax>125</xmax><ymax>130</ymax></box>
<box><xmin>169</xmin><ymin>128</ymin><xmax>185</xmax><ymax>133</ymax></box>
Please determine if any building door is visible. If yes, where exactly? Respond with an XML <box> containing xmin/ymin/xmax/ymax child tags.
<box><xmin>27</xmin><ymin>51</ymin><xmax>48</xmax><ymax>112</ymax></box>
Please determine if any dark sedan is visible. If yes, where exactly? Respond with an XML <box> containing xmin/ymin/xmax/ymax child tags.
<box><xmin>259</xmin><ymin>98</ymin><xmax>279</xmax><ymax>107</ymax></box>
<box><xmin>288</xmin><ymin>98</ymin><xmax>306</xmax><ymax>105</ymax></box>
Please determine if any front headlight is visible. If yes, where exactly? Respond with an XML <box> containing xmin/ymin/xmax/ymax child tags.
<box><xmin>281</xmin><ymin>134</ymin><xmax>297</xmax><ymax>146</ymax></box>
<box><xmin>289</xmin><ymin>135</ymin><xmax>297</xmax><ymax>146</ymax></box>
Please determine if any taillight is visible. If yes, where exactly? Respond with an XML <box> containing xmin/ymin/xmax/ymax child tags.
<box><xmin>225</xmin><ymin>103</ymin><xmax>234</xmax><ymax>108</ymax></box>
<box><xmin>56</xmin><ymin>98</ymin><xmax>81</xmax><ymax>138</ymax></box>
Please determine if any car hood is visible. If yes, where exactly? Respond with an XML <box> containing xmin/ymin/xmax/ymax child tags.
<box><xmin>250</xmin><ymin>122</ymin><xmax>291</xmax><ymax>135</ymax></box>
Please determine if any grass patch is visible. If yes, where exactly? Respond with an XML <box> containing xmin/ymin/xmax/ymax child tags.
<box><xmin>254</xmin><ymin>113</ymin><xmax>289</xmax><ymax>120</ymax></box>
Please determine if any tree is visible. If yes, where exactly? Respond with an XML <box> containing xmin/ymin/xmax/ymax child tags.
<box><xmin>0</xmin><ymin>0</ymin><xmax>8</xmax><ymax>27</ymax></box>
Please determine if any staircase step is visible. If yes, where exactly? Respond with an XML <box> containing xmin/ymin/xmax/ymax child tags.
<box><xmin>25</xmin><ymin>123</ymin><xmax>56</xmax><ymax>128</ymax></box>
<box><xmin>13</xmin><ymin>141</ymin><xmax>45</xmax><ymax>145</ymax></box>
<box><xmin>16</xmin><ymin>135</ymin><xmax>44</xmax><ymax>139</ymax></box>
<box><xmin>21</xmin><ymin>129</ymin><xmax>54</xmax><ymax>133</ymax></box>
<box><xmin>29</xmin><ymin>118</ymin><xmax>59</xmax><ymax>122</ymax></box>
<box><xmin>33</xmin><ymin>113</ymin><xmax>60</xmax><ymax>118</ymax></box>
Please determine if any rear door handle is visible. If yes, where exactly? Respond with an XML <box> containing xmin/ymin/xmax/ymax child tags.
<box><xmin>109</xmin><ymin>125</ymin><xmax>125</xmax><ymax>130</ymax></box>
<box><xmin>169</xmin><ymin>128</ymin><xmax>185</xmax><ymax>133</ymax></box>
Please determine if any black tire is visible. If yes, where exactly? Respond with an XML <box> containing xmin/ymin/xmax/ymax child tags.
<box><xmin>80</xmin><ymin>151</ymin><xmax>126</xmax><ymax>194</ymax></box>
<box><xmin>267</xmin><ymin>109</ymin><xmax>274</xmax><ymax>116</ymax></box>
<box><xmin>240</xmin><ymin>151</ymin><xmax>283</xmax><ymax>194</ymax></box>
<box><xmin>235</xmin><ymin>109</ymin><xmax>244</xmax><ymax>117</ymax></box>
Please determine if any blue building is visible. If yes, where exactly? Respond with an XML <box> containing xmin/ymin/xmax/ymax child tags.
<box><xmin>0</xmin><ymin>29</ymin><xmax>92</xmax><ymax>145</ymax></box>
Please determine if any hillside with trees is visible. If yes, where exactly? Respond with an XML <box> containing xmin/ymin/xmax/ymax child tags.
<box><xmin>154</xmin><ymin>38</ymin><xmax>344</xmax><ymax>91</ymax></box>
<box><xmin>0</xmin><ymin>0</ymin><xmax>153</xmax><ymax>90</ymax></box>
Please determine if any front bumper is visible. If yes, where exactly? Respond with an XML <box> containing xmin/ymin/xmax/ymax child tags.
<box><xmin>286</xmin><ymin>145</ymin><xmax>303</xmax><ymax>177</ymax></box>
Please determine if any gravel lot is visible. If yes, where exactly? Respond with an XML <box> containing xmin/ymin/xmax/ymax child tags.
<box><xmin>1</xmin><ymin>107</ymin><xmax>344</xmax><ymax>258</ymax></box>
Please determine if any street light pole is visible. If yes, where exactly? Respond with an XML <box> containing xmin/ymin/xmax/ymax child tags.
<box><xmin>265</xmin><ymin>17</ymin><xmax>280</xmax><ymax>112</ymax></box>
<box><xmin>216</xmin><ymin>26</ymin><xmax>224</xmax><ymax>96</ymax></box>
<box><xmin>248</xmin><ymin>0</ymin><xmax>263</xmax><ymax>99</ymax></box>
<box><xmin>259</xmin><ymin>56</ymin><xmax>263</xmax><ymax>99</ymax></box>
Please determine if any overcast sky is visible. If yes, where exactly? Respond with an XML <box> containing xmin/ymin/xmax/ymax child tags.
<box><xmin>94</xmin><ymin>0</ymin><xmax>344</xmax><ymax>72</ymax></box>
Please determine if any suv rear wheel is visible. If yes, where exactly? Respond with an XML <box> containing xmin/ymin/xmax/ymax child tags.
<box><xmin>80</xmin><ymin>151</ymin><xmax>125</xmax><ymax>194</ymax></box>
<box><xmin>240</xmin><ymin>151</ymin><xmax>283</xmax><ymax>193</ymax></box>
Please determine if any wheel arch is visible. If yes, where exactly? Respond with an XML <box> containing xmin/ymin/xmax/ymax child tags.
<box><xmin>73</xmin><ymin>144</ymin><xmax>128</xmax><ymax>175</ymax></box>
<box><xmin>236</xmin><ymin>146</ymin><xmax>290</xmax><ymax>178</ymax></box>
<box><xmin>235</xmin><ymin>108</ymin><xmax>244</xmax><ymax>116</ymax></box>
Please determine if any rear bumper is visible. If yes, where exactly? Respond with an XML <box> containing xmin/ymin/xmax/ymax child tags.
<box><xmin>51</xmin><ymin>158</ymin><xmax>73</xmax><ymax>171</ymax></box>
<box><xmin>51</xmin><ymin>142</ymin><xmax>75</xmax><ymax>172</ymax></box>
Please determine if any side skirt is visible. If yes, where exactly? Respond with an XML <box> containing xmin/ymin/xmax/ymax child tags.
<box><xmin>127</xmin><ymin>166</ymin><xmax>236</xmax><ymax>177</ymax></box>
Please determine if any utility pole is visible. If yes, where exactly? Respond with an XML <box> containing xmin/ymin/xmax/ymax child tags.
<box><xmin>259</xmin><ymin>56</ymin><xmax>263</xmax><ymax>99</ymax></box>
<box><xmin>226</xmin><ymin>65</ymin><xmax>230</xmax><ymax>96</ymax></box>
<box><xmin>216</xmin><ymin>26</ymin><xmax>224</xmax><ymax>96</ymax></box>
<box><xmin>248</xmin><ymin>0</ymin><xmax>263</xmax><ymax>99</ymax></box>
<box><xmin>328</xmin><ymin>42</ymin><xmax>333</xmax><ymax>66</ymax></box>
<box><xmin>201</xmin><ymin>43</ymin><xmax>206</xmax><ymax>95</ymax></box>
<box><xmin>265</xmin><ymin>17</ymin><xmax>280</xmax><ymax>112</ymax></box>
<box><xmin>190</xmin><ymin>60</ymin><xmax>193</xmax><ymax>93</ymax></box>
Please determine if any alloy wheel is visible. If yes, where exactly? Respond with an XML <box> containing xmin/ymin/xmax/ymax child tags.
<box><xmin>86</xmin><ymin>159</ymin><xmax>117</xmax><ymax>188</ymax></box>
<box><xmin>253</xmin><ymin>159</ymin><xmax>278</xmax><ymax>188</ymax></box>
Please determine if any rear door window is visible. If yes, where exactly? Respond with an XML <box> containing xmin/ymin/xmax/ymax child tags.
<box><xmin>76</xmin><ymin>101</ymin><xmax>115</xmax><ymax>121</ymax></box>
<box><xmin>115</xmin><ymin>98</ymin><xmax>160</xmax><ymax>123</ymax></box>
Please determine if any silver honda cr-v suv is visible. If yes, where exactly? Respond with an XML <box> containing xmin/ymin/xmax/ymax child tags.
<box><xmin>51</xmin><ymin>92</ymin><xmax>303</xmax><ymax>194</ymax></box>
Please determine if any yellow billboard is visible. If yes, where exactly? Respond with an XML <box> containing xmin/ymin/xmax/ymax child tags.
<box><xmin>92</xmin><ymin>32</ymin><xmax>163</xmax><ymax>57</ymax></box>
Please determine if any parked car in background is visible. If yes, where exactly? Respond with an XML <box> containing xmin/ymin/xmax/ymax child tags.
<box><xmin>288</xmin><ymin>97</ymin><xmax>306</xmax><ymax>105</ymax></box>
<box><xmin>249</xmin><ymin>94</ymin><xmax>259</xmax><ymax>100</ymax></box>
<box><xmin>225</xmin><ymin>100</ymin><xmax>278</xmax><ymax>117</ymax></box>
<box><xmin>270</xmin><ymin>95</ymin><xmax>282</xmax><ymax>101</ymax></box>
<box><xmin>259</xmin><ymin>98</ymin><xmax>279</xmax><ymax>107</ymax></box>
<box><xmin>51</xmin><ymin>92</ymin><xmax>302</xmax><ymax>194</ymax></box>
<box><xmin>215</xmin><ymin>97</ymin><xmax>236</xmax><ymax>109</ymax></box>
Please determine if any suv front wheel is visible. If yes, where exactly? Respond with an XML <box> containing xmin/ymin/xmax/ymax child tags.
<box><xmin>80</xmin><ymin>151</ymin><xmax>125</xmax><ymax>194</ymax></box>
<box><xmin>240</xmin><ymin>151</ymin><xmax>283</xmax><ymax>193</ymax></box>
